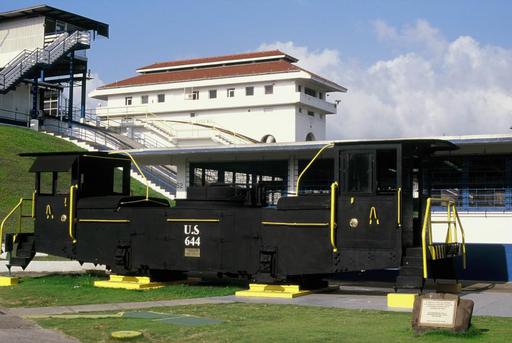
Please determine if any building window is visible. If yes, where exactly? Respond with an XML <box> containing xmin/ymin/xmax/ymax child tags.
<box><xmin>157</xmin><ymin>94</ymin><xmax>165</xmax><ymax>103</ymax></box>
<box><xmin>209</xmin><ymin>90</ymin><xmax>217</xmax><ymax>99</ymax></box>
<box><xmin>190</xmin><ymin>113</ymin><xmax>196</xmax><ymax>118</ymax></box>
<box><xmin>141</xmin><ymin>95</ymin><xmax>148</xmax><ymax>104</ymax></box>
<box><xmin>191</xmin><ymin>91</ymin><xmax>199</xmax><ymax>100</ymax></box>
<box><xmin>305</xmin><ymin>87</ymin><xmax>316</xmax><ymax>97</ymax></box>
<box><xmin>319</xmin><ymin>92</ymin><xmax>323</xmax><ymax>100</ymax></box>
<box><xmin>43</xmin><ymin>91</ymin><xmax>59</xmax><ymax>117</ymax></box>
<box><xmin>265</xmin><ymin>85</ymin><xmax>274</xmax><ymax>94</ymax></box>
<box><xmin>298</xmin><ymin>107</ymin><xmax>302</xmax><ymax>113</ymax></box>
<box><xmin>227</xmin><ymin>88</ymin><xmax>235</xmax><ymax>97</ymax></box>
<box><xmin>245</xmin><ymin>86</ymin><xmax>254</xmax><ymax>96</ymax></box>
<box><xmin>308</xmin><ymin>111</ymin><xmax>315</xmax><ymax>117</ymax></box>
<box><xmin>125</xmin><ymin>96</ymin><xmax>133</xmax><ymax>106</ymax></box>
<box><xmin>55</xmin><ymin>20</ymin><xmax>66</xmax><ymax>33</ymax></box>
<box><xmin>297</xmin><ymin>85</ymin><xmax>302</xmax><ymax>92</ymax></box>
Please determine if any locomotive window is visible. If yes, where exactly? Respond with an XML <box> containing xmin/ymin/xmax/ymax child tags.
<box><xmin>113</xmin><ymin>168</ymin><xmax>124</xmax><ymax>194</ymax></box>
<box><xmin>193</xmin><ymin>168</ymin><xmax>203</xmax><ymax>186</ymax></box>
<box><xmin>224</xmin><ymin>171</ymin><xmax>234</xmax><ymax>184</ymax></box>
<box><xmin>347</xmin><ymin>152</ymin><xmax>373</xmax><ymax>193</ymax></box>
<box><xmin>39</xmin><ymin>172</ymin><xmax>54</xmax><ymax>195</ymax></box>
<box><xmin>376</xmin><ymin>149</ymin><xmax>397</xmax><ymax>193</ymax></box>
<box><xmin>56</xmin><ymin>171</ymin><xmax>72</xmax><ymax>194</ymax></box>
<box><xmin>205</xmin><ymin>169</ymin><xmax>218</xmax><ymax>184</ymax></box>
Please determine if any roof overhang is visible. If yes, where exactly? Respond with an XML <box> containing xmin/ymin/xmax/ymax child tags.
<box><xmin>0</xmin><ymin>5</ymin><xmax>109</xmax><ymax>37</ymax></box>
<box><xmin>118</xmin><ymin>138</ymin><xmax>455</xmax><ymax>166</ymax></box>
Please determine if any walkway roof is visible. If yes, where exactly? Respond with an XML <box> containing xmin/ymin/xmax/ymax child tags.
<box><xmin>0</xmin><ymin>4</ymin><xmax>109</xmax><ymax>37</ymax></box>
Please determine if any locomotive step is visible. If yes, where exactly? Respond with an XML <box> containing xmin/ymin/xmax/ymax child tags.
<box><xmin>395</xmin><ymin>275</ymin><xmax>424</xmax><ymax>289</ymax></box>
<box><xmin>403</xmin><ymin>256</ymin><xmax>423</xmax><ymax>266</ymax></box>
<box><xmin>7</xmin><ymin>257</ymin><xmax>31</xmax><ymax>269</ymax></box>
<box><xmin>405</xmin><ymin>247</ymin><xmax>423</xmax><ymax>258</ymax></box>
<box><xmin>398</xmin><ymin>266</ymin><xmax>424</xmax><ymax>276</ymax></box>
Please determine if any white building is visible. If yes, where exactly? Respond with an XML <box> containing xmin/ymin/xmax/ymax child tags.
<box><xmin>0</xmin><ymin>5</ymin><xmax>108</xmax><ymax>126</ymax></box>
<box><xmin>90</xmin><ymin>50</ymin><xmax>347</xmax><ymax>146</ymax></box>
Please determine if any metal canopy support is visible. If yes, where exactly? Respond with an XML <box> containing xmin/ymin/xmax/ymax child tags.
<box><xmin>68</xmin><ymin>50</ymin><xmax>74</xmax><ymax>128</ymax></box>
<box><xmin>80</xmin><ymin>61</ymin><xmax>87</xmax><ymax>120</ymax></box>
<box><xmin>31</xmin><ymin>75</ymin><xmax>38</xmax><ymax>120</ymax></box>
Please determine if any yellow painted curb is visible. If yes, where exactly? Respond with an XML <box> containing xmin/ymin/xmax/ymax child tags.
<box><xmin>94</xmin><ymin>274</ymin><xmax>164</xmax><ymax>290</ymax></box>
<box><xmin>387</xmin><ymin>293</ymin><xmax>417</xmax><ymax>309</ymax></box>
<box><xmin>0</xmin><ymin>276</ymin><xmax>19</xmax><ymax>287</ymax></box>
<box><xmin>236</xmin><ymin>284</ymin><xmax>313</xmax><ymax>299</ymax></box>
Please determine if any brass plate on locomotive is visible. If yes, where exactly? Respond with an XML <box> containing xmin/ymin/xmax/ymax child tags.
<box><xmin>184</xmin><ymin>248</ymin><xmax>200</xmax><ymax>257</ymax></box>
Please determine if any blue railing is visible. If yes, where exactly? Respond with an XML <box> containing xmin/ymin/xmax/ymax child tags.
<box><xmin>431</xmin><ymin>188</ymin><xmax>512</xmax><ymax>212</ymax></box>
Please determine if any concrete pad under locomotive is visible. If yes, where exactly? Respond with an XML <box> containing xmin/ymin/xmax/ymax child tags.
<box><xmin>2</xmin><ymin>139</ymin><xmax>467</xmax><ymax>290</ymax></box>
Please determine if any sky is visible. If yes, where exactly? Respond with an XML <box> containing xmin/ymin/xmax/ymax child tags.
<box><xmin>2</xmin><ymin>0</ymin><xmax>512</xmax><ymax>139</ymax></box>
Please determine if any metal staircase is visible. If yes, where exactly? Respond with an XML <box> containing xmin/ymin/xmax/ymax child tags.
<box><xmin>396</xmin><ymin>197</ymin><xmax>467</xmax><ymax>291</ymax></box>
<box><xmin>0</xmin><ymin>30</ymin><xmax>90</xmax><ymax>93</ymax></box>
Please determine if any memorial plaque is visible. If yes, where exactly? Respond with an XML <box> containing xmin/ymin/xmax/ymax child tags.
<box><xmin>418</xmin><ymin>298</ymin><xmax>457</xmax><ymax>328</ymax></box>
<box><xmin>412</xmin><ymin>293</ymin><xmax>474</xmax><ymax>334</ymax></box>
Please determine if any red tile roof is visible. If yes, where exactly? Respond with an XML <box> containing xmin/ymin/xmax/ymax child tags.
<box><xmin>137</xmin><ymin>50</ymin><xmax>294</xmax><ymax>71</ymax></box>
<box><xmin>99</xmin><ymin>60</ymin><xmax>302</xmax><ymax>89</ymax></box>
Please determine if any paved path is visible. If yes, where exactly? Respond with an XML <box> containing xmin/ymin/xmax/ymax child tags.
<box><xmin>8</xmin><ymin>286</ymin><xmax>512</xmax><ymax>318</ymax></box>
<box><xmin>0</xmin><ymin>308</ymin><xmax>78</xmax><ymax>343</ymax></box>
<box><xmin>9</xmin><ymin>297</ymin><xmax>234</xmax><ymax>317</ymax></box>
<box><xmin>0</xmin><ymin>261</ymin><xmax>105</xmax><ymax>274</ymax></box>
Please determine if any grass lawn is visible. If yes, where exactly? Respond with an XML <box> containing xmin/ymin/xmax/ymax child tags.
<box><xmin>35</xmin><ymin>303</ymin><xmax>512</xmax><ymax>343</ymax></box>
<box><xmin>0</xmin><ymin>274</ymin><xmax>240</xmax><ymax>308</ymax></box>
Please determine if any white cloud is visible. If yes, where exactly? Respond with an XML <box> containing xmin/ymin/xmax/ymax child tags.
<box><xmin>259</xmin><ymin>21</ymin><xmax>512</xmax><ymax>139</ymax></box>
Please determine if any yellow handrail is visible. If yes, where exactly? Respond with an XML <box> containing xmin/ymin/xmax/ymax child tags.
<box><xmin>295</xmin><ymin>142</ymin><xmax>335</xmax><ymax>196</ymax></box>
<box><xmin>397</xmin><ymin>187</ymin><xmax>401</xmax><ymax>228</ymax></box>
<box><xmin>452</xmin><ymin>205</ymin><xmax>467</xmax><ymax>270</ymax></box>
<box><xmin>261</xmin><ymin>221</ymin><xmax>329</xmax><ymax>227</ymax></box>
<box><xmin>421</xmin><ymin>197</ymin><xmax>467</xmax><ymax>279</ymax></box>
<box><xmin>0</xmin><ymin>198</ymin><xmax>23</xmax><ymax>253</ymax></box>
<box><xmin>31</xmin><ymin>190</ymin><xmax>37</xmax><ymax>218</ymax></box>
<box><xmin>330</xmin><ymin>181</ymin><xmax>339</xmax><ymax>253</ymax></box>
<box><xmin>421</xmin><ymin>198</ymin><xmax>432</xmax><ymax>278</ymax></box>
<box><xmin>69</xmin><ymin>184</ymin><xmax>78</xmax><ymax>244</ymax></box>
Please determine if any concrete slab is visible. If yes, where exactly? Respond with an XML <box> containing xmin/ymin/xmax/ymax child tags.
<box><xmin>10</xmin><ymin>298</ymin><xmax>235</xmax><ymax>317</ymax></box>
<box><xmin>0</xmin><ymin>308</ymin><xmax>78</xmax><ymax>343</ymax></box>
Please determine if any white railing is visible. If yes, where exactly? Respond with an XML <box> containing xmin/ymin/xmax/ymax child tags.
<box><xmin>299</xmin><ymin>93</ymin><xmax>337</xmax><ymax>113</ymax></box>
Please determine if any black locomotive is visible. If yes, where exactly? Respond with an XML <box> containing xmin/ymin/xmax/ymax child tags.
<box><xmin>1</xmin><ymin>139</ymin><xmax>466</xmax><ymax>290</ymax></box>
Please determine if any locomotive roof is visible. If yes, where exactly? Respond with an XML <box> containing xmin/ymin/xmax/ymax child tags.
<box><xmin>121</xmin><ymin>138</ymin><xmax>456</xmax><ymax>165</ymax></box>
<box><xmin>19</xmin><ymin>151</ymin><xmax>130</xmax><ymax>172</ymax></box>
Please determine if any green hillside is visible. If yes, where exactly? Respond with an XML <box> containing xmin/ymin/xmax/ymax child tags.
<box><xmin>0</xmin><ymin>125</ymin><xmax>165</xmax><ymax>218</ymax></box>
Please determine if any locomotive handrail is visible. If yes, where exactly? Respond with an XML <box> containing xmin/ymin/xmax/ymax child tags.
<box><xmin>69</xmin><ymin>184</ymin><xmax>78</xmax><ymax>244</ymax></box>
<box><xmin>31</xmin><ymin>190</ymin><xmax>37</xmax><ymax>218</ymax></box>
<box><xmin>261</xmin><ymin>222</ymin><xmax>329</xmax><ymax>227</ymax></box>
<box><xmin>330</xmin><ymin>181</ymin><xmax>339</xmax><ymax>253</ymax></box>
<box><xmin>397</xmin><ymin>187</ymin><xmax>401</xmax><ymax>228</ymax></box>
<box><xmin>78</xmin><ymin>219</ymin><xmax>131</xmax><ymax>223</ymax></box>
<box><xmin>0</xmin><ymin>198</ymin><xmax>23</xmax><ymax>253</ymax></box>
<box><xmin>167</xmin><ymin>218</ymin><xmax>220</xmax><ymax>223</ymax></box>
<box><xmin>295</xmin><ymin>142</ymin><xmax>335</xmax><ymax>196</ymax></box>
<box><xmin>421</xmin><ymin>197</ymin><xmax>467</xmax><ymax>278</ymax></box>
